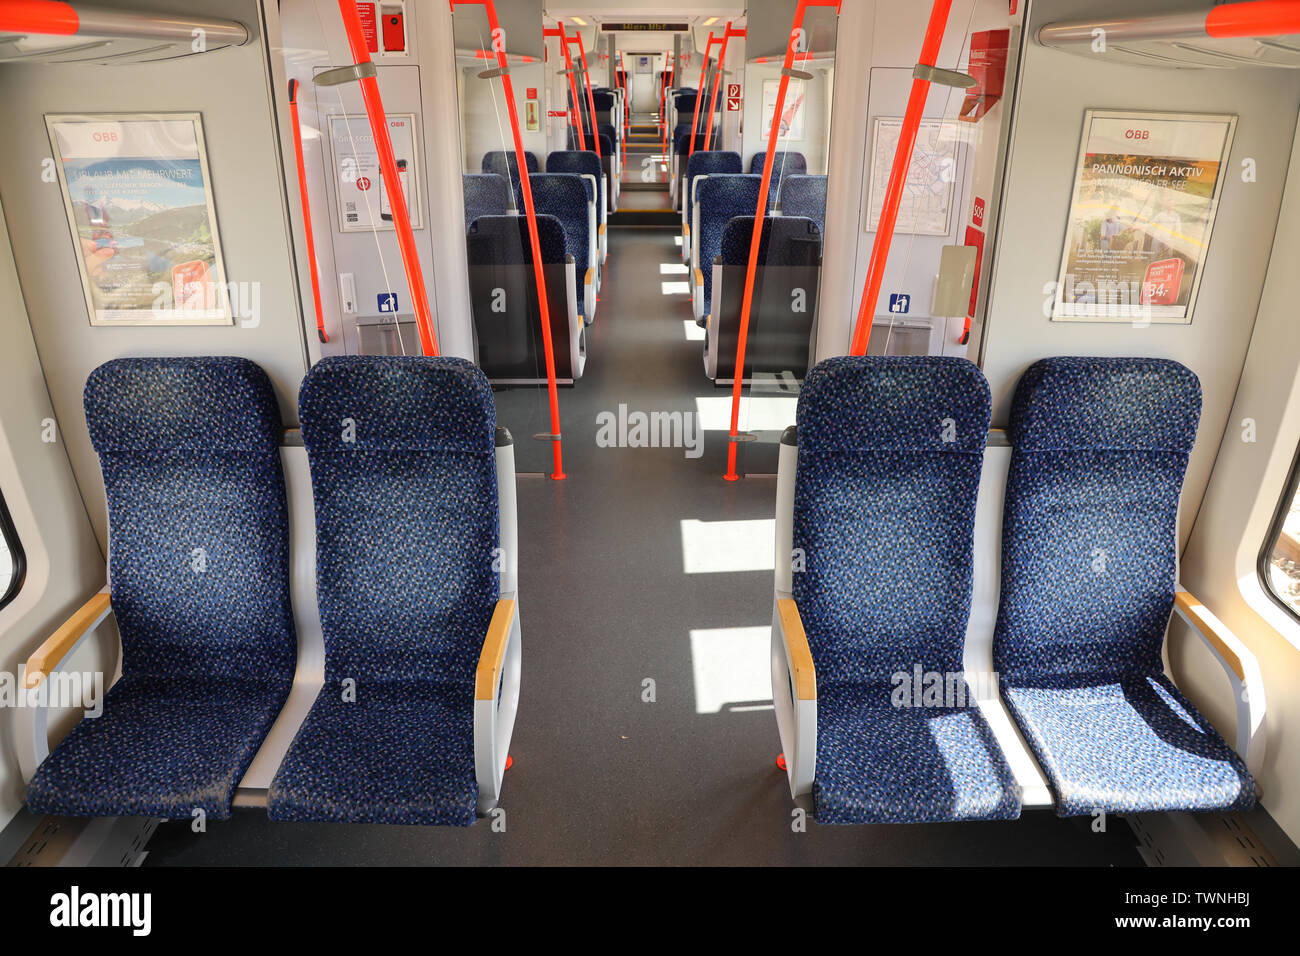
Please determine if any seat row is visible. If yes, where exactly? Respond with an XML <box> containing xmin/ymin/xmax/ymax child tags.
<box><xmin>21</xmin><ymin>355</ymin><xmax>520</xmax><ymax>826</ymax></box>
<box><xmin>773</xmin><ymin>355</ymin><xmax>1263</xmax><ymax>824</ymax></box>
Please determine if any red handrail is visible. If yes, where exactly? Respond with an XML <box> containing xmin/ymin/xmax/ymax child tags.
<box><xmin>337</xmin><ymin>0</ymin><xmax>438</xmax><ymax>355</ymax></box>
<box><xmin>705</xmin><ymin>24</ymin><xmax>746</xmax><ymax>151</ymax></box>
<box><xmin>570</xmin><ymin>32</ymin><xmax>601</xmax><ymax>160</ymax></box>
<box><xmin>286</xmin><ymin>79</ymin><xmax>328</xmax><ymax>344</ymax></box>
<box><xmin>848</xmin><ymin>0</ymin><xmax>955</xmax><ymax>356</ymax></box>
<box><xmin>724</xmin><ymin>0</ymin><xmax>842</xmax><ymax>481</ymax></box>
<box><xmin>689</xmin><ymin>33</ymin><xmax>722</xmax><ymax>160</ymax></box>
<box><xmin>545</xmin><ymin>24</ymin><xmax>585</xmax><ymax>151</ymax></box>
<box><xmin>458</xmin><ymin>0</ymin><xmax>565</xmax><ymax>479</ymax></box>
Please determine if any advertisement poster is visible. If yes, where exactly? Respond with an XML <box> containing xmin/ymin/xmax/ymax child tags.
<box><xmin>762</xmin><ymin>78</ymin><xmax>806</xmax><ymax>140</ymax></box>
<box><xmin>328</xmin><ymin>113</ymin><xmax>422</xmax><ymax>233</ymax></box>
<box><xmin>1053</xmin><ymin>110</ymin><xmax>1235</xmax><ymax>323</ymax></box>
<box><xmin>47</xmin><ymin>113</ymin><xmax>231</xmax><ymax>326</ymax></box>
<box><xmin>866</xmin><ymin>117</ymin><xmax>963</xmax><ymax>236</ymax></box>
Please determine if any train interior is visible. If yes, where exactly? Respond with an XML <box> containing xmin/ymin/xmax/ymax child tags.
<box><xmin>0</xmin><ymin>0</ymin><xmax>1299</xmax><ymax>899</ymax></box>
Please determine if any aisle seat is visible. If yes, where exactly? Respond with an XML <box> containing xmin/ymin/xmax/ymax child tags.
<box><xmin>463</xmin><ymin>173</ymin><xmax>511</xmax><ymax>232</ymax></box>
<box><xmin>681</xmin><ymin>151</ymin><xmax>742</xmax><ymax>264</ymax></box>
<box><xmin>771</xmin><ymin>356</ymin><xmax>1021</xmax><ymax>824</ymax></box>
<box><xmin>704</xmin><ymin>216</ymin><xmax>821</xmax><ymax>383</ymax></box>
<box><xmin>691</xmin><ymin>174</ymin><xmax>762</xmax><ymax>322</ymax></box>
<box><xmin>466</xmin><ymin>215</ymin><xmax>584</xmax><ymax>383</ymax></box>
<box><xmin>993</xmin><ymin>357</ymin><xmax>1259</xmax><ymax>817</ymax></box>
<box><xmin>23</xmin><ymin>357</ymin><xmax>296</xmax><ymax>820</ymax></box>
<box><xmin>750</xmin><ymin>151</ymin><xmax>809</xmax><ymax>205</ymax></box>
<box><xmin>267</xmin><ymin>356</ymin><xmax>521</xmax><ymax>825</ymax></box>
<box><xmin>547</xmin><ymin>150</ymin><xmax>607</xmax><ymax>264</ymax></box>
<box><xmin>529</xmin><ymin>172</ymin><xmax>597</xmax><ymax>320</ymax></box>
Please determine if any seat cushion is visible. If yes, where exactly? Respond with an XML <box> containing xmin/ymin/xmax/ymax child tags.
<box><xmin>26</xmin><ymin>675</ymin><xmax>289</xmax><ymax>820</ymax></box>
<box><xmin>1003</xmin><ymin>674</ymin><xmax>1256</xmax><ymax>816</ymax></box>
<box><xmin>267</xmin><ymin>679</ymin><xmax>477</xmax><ymax>826</ymax></box>
<box><xmin>814</xmin><ymin>682</ymin><xmax>1021</xmax><ymax>824</ymax></box>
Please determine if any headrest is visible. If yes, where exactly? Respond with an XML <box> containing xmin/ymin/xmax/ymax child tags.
<box><xmin>547</xmin><ymin>150</ymin><xmax>601</xmax><ymax>177</ymax></box>
<box><xmin>751</xmin><ymin>151</ymin><xmax>809</xmax><ymax>176</ymax></box>
<box><xmin>780</xmin><ymin>175</ymin><xmax>828</xmax><ymax>216</ymax></box>
<box><xmin>592</xmin><ymin>91</ymin><xmax>615</xmax><ymax>110</ymax></box>
<box><xmin>481</xmin><ymin>150</ymin><xmax>538</xmax><ymax>175</ymax></box>
<box><xmin>463</xmin><ymin>174</ymin><xmax>511</xmax><ymax>211</ymax></box>
<box><xmin>720</xmin><ymin>216</ymin><xmax>821</xmax><ymax>267</ymax></box>
<box><xmin>85</xmin><ymin>356</ymin><xmax>282</xmax><ymax>454</ymax></box>
<box><xmin>798</xmin><ymin>356</ymin><xmax>991</xmax><ymax>455</ymax></box>
<box><xmin>687</xmin><ymin>151</ymin><xmax>742</xmax><ymax>177</ymax></box>
<box><xmin>299</xmin><ymin>356</ymin><xmax>496</xmax><ymax>455</ymax></box>
<box><xmin>529</xmin><ymin>172</ymin><xmax>591</xmax><ymax>207</ymax></box>
<box><xmin>467</xmin><ymin>214</ymin><xmax>567</xmax><ymax>266</ymax></box>
<box><xmin>1009</xmin><ymin>357</ymin><xmax>1201</xmax><ymax>453</ymax></box>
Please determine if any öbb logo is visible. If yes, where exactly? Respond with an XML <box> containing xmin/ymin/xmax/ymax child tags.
<box><xmin>91</xmin><ymin>131</ymin><xmax>118</xmax><ymax>142</ymax></box>
<box><xmin>1125</xmin><ymin>129</ymin><xmax>1150</xmax><ymax>140</ymax></box>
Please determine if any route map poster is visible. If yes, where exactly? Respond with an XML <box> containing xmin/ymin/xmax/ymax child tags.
<box><xmin>47</xmin><ymin>113</ymin><xmax>231</xmax><ymax>326</ymax></box>
<box><xmin>866</xmin><ymin>117</ymin><xmax>962</xmax><ymax>236</ymax></box>
<box><xmin>1052</xmin><ymin>110</ymin><xmax>1235</xmax><ymax>324</ymax></box>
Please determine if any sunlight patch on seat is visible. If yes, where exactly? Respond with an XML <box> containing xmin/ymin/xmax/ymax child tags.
<box><xmin>689</xmin><ymin>626</ymin><xmax>774</xmax><ymax>714</ymax></box>
<box><xmin>680</xmin><ymin>518</ymin><xmax>775</xmax><ymax>574</ymax></box>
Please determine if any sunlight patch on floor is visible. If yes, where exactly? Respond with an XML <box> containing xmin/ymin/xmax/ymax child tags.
<box><xmin>680</xmin><ymin>518</ymin><xmax>775</xmax><ymax>574</ymax></box>
<box><xmin>689</xmin><ymin>626</ymin><xmax>774</xmax><ymax>714</ymax></box>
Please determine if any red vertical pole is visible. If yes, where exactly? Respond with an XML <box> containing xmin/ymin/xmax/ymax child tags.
<box><xmin>287</xmin><ymin>79</ymin><xmax>328</xmax><ymax>344</ymax></box>
<box><xmin>660</xmin><ymin>52</ymin><xmax>671</xmax><ymax>155</ymax></box>
<box><xmin>689</xmin><ymin>34</ymin><xmax>721</xmax><ymax>159</ymax></box>
<box><xmin>705</xmin><ymin>24</ymin><xmax>745</xmax><ymax>151</ymax></box>
<box><xmin>456</xmin><ymin>0</ymin><xmax>565</xmax><ymax>479</ymax></box>
<box><xmin>337</xmin><ymin>0</ymin><xmax>438</xmax><ymax>355</ymax></box>
<box><xmin>547</xmin><ymin>25</ymin><xmax>586</xmax><ymax>151</ymax></box>
<box><xmin>571</xmin><ymin>33</ymin><xmax>601</xmax><ymax>160</ymax></box>
<box><xmin>724</xmin><ymin>0</ymin><xmax>841</xmax><ymax>481</ymax></box>
<box><xmin>849</xmin><ymin>0</ymin><xmax>955</xmax><ymax>356</ymax></box>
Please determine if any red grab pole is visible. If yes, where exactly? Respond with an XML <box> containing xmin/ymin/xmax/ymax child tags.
<box><xmin>724</xmin><ymin>0</ymin><xmax>841</xmax><ymax>481</ymax></box>
<box><xmin>705</xmin><ymin>24</ymin><xmax>745</xmax><ymax>151</ymax></box>
<box><xmin>848</xmin><ymin>0</ymin><xmax>955</xmax><ymax>356</ymax></box>
<box><xmin>287</xmin><ymin>79</ymin><xmax>328</xmax><ymax>344</ymax></box>
<box><xmin>547</xmin><ymin>25</ymin><xmax>586</xmax><ymax>151</ymax></box>
<box><xmin>457</xmin><ymin>0</ymin><xmax>565</xmax><ymax>479</ymax></box>
<box><xmin>337</xmin><ymin>0</ymin><xmax>438</xmax><ymax>355</ymax></box>
<box><xmin>570</xmin><ymin>32</ymin><xmax>601</xmax><ymax>160</ymax></box>
<box><xmin>689</xmin><ymin>33</ymin><xmax>721</xmax><ymax>160</ymax></box>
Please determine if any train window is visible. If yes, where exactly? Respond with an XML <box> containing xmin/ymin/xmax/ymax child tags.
<box><xmin>0</xmin><ymin>490</ymin><xmax>25</xmax><ymax>610</ymax></box>
<box><xmin>1263</xmin><ymin>448</ymin><xmax>1300</xmax><ymax>619</ymax></box>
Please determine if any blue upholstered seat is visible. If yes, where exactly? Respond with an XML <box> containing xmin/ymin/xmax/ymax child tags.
<box><xmin>547</xmin><ymin>150</ymin><xmax>605</xmax><ymax>222</ymax></box>
<box><xmin>993</xmin><ymin>357</ymin><xmax>1255</xmax><ymax>816</ymax></box>
<box><xmin>750</xmin><ymin>150</ymin><xmax>808</xmax><ymax>176</ymax></box>
<box><xmin>267</xmin><ymin>356</ymin><xmax>500</xmax><ymax>826</ymax></box>
<box><xmin>719</xmin><ymin>216</ymin><xmax>821</xmax><ymax>267</ymax></box>
<box><xmin>481</xmin><ymin>150</ymin><xmax>539</xmax><ymax>207</ymax></box>
<box><xmin>468</xmin><ymin>213</ymin><xmax>568</xmax><ymax>265</ymax></box>
<box><xmin>695</xmin><ymin>174</ymin><xmax>762</xmax><ymax>317</ymax></box>
<box><xmin>529</xmin><ymin>173</ymin><xmax>594</xmax><ymax>316</ymax></box>
<box><xmin>462</xmin><ymin>173</ymin><xmax>511</xmax><ymax>231</ymax></box>
<box><xmin>27</xmin><ymin>357</ymin><xmax>295</xmax><ymax>820</ymax></box>
<box><xmin>792</xmin><ymin>356</ymin><xmax>1020</xmax><ymax>824</ymax></box>
<box><xmin>685</xmin><ymin>151</ymin><xmax>742</xmax><ymax>221</ymax></box>
<box><xmin>779</xmin><ymin>175</ymin><xmax>828</xmax><ymax>235</ymax></box>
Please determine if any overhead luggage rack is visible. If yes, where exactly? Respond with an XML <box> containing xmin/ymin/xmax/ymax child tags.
<box><xmin>1036</xmin><ymin>1</ymin><xmax>1300</xmax><ymax>69</ymax></box>
<box><xmin>0</xmin><ymin>1</ymin><xmax>249</xmax><ymax>64</ymax></box>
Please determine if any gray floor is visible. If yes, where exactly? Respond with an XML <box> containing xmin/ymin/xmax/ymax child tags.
<box><xmin>145</xmin><ymin>222</ymin><xmax>1143</xmax><ymax>866</ymax></box>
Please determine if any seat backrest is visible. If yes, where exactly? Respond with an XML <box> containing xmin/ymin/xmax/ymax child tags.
<box><xmin>779</xmin><ymin>175</ymin><xmax>828</xmax><ymax>234</ymax></box>
<box><xmin>462</xmin><ymin>173</ymin><xmax>511</xmax><ymax>231</ymax></box>
<box><xmin>467</xmin><ymin>213</ymin><xmax>567</xmax><ymax>266</ymax></box>
<box><xmin>529</xmin><ymin>173</ymin><xmax>591</xmax><ymax>287</ymax></box>
<box><xmin>481</xmin><ymin>150</ymin><xmax>540</xmax><ymax>205</ymax></box>
<box><xmin>719</xmin><ymin>215</ymin><xmax>821</xmax><ymax>267</ymax></box>
<box><xmin>686</xmin><ymin>151</ymin><xmax>743</xmax><ymax>218</ymax></box>
<box><xmin>546</xmin><ymin>150</ymin><xmax>603</xmax><ymax>214</ymax></box>
<box><xmin>674</xmin><ymin>93</ymin><xmax>697</xmax><ymax>116</ymax></box>
<box><xmin>592</xmin><ymin>91</ymin><xmax>615</xmax><ymax>113</ymax></box>
<box><xmin>696</xmin><ymin>174</ymin><xmax>762</xmax><ymax>307</ymax></box>
<box><xmin>993</xmin><ymin>357</ymin><xmax>1201</xmax><ymax>686</ymax></box>
<box><xmin>299</xmin><ymin>356</ymin><xmax>500</xmax><ymax>684</ymax></box>
<box><xmin>792</xmin><ymin>356</ymin><xmax>991</xmax><ymax>685</ymax></box>
<box><xmin>84</xmin><ymin>356</ymin><xmax>296</xmax><ymax>683</ymax></box>
<box><xmin>750</xmin><ymin>150</ymin><xmax>809</xmax><ymax>176</ymax></box>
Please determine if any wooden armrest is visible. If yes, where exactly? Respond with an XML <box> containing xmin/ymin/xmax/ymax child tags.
<box><xmin>1173</xmin><ymin>589</ymin><xmax>1245</xmax><ymax>681</ymax></box>
<box><xmin>693</xmin><ymin>268</ymin><xmax>703</xmax><ymax>287</ymax></box>
<box><xmin>25</xmin><ymin>591</ymin><xmax>112</xmax><ymax>689</ymax></box>
<box><xmin>598</xmin><ymin>223</ymin><xmax>607</xmax><ymax>235</ymax></box>
<box><xmin>776</xmin><ymin>598</ymin><xmax>816</xmax><ymax>701</ymax></box>
<box><xmin>683</xmin><ymin>224</ymin><xmax>690</xmax><ymax>237</ymax></box>
<box><xmin>584</xmin><ymin>267</ymin><xmax>594</xmax><ymax>285</ymax></box>
<box><xmin>475</xmin><ymin>599</ymin><xmax>517</xmax><ymax>701</ymax></box>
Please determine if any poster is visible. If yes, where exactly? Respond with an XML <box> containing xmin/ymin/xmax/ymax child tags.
<box><xmin>328</xmin><ymin>113</ymin><xmax>422</xmax><ymax>233</ymax></box>
<box><xmin>47</xmin><ymin>113</ymin><xmax>231</xmax><ymax>326</ymax></box>
<box><xmin>1053</xmin><ymin>110</ymin><xmax>1235</xmax><ymax>323</ymax></box>
<box><xmin>866</xmin><ymin>117</ymin><xmax>964</xmax><ymax>236</ymax></box>
<box><xmin>761</xmin><ymin>78</ymin><xmax>806</xmax><ymax>140</ymax></box>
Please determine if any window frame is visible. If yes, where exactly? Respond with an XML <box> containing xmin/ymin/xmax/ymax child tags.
<box><xmin>1258</xmin><ymin>439</ymin><xmax>1300</xmax><ymax>623</ymax></box>
<box><xmin>0</xmin><ymin>490</ymin><xmax>26</xmax><ymax>611</ymax></box>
